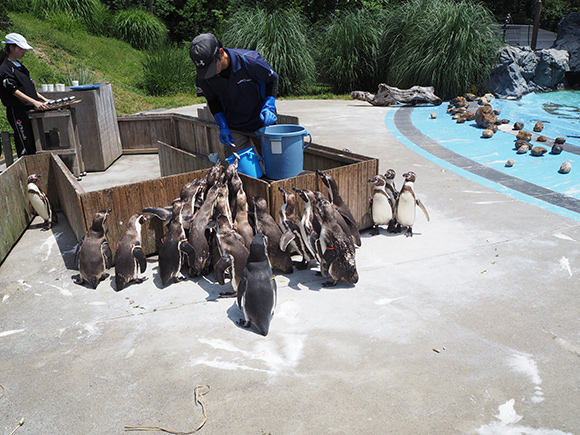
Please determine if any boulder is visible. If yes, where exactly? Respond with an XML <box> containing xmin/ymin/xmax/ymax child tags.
<box><xmin>552</xmin><ymin>12</ymin><xmax>580</xmax><ymax>72</ymax></box>
<box><xmin>533</xmin><ymin>49</ymin><xmax>570</xmax><ymax>89</ymax></box>
<box><xmin>475</xmin><ymin>105</ymin><xmax>497</xmax><ymax>128</ymax></box>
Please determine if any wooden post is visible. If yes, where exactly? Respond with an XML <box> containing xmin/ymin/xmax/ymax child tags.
<box><xmin>531</xmin><ymin>0</ymin><xmax>542</xmax><ymax>50</ymax></box>
<box><xmin>1</xmin><ymin>131</ymin><xmax>14</xmax><ymax>167</ymax></box>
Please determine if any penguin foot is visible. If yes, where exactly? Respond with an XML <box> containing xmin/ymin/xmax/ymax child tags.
<box><xmin>370</xmin><ymin>226</ymin><xmax>380</xmax><ymax>236</ymax></box>
<box><xmin>294</xmin><ymin>259</ymin><xmax>311</xmax><ymax>270</ymax></box>
<box><xmin>134</xmin><ymin>277</ymin><xmax>148</xmax><ymax>284</ymax></box>
<box><xmin>219</xmin><ymin>291</ymin><xmax>237</xmax><ymax>298</ymax></box>
<box><xmin>101</xmin><ymin>273</ymin><xmax>110</xmax><ymax>281</ymax></box>
<box><xmin>386</xmin><ymin>220</ymin><xmax>398</xmax><ymax>233</ymax></box>
<box><xmin>73</xmin><ymin>275</ymin><xmax>84</xmax><ymax>285</ymax></box>
<box><xmin>237</xmin><ymin>318</ymin><xmax>251</xmax><ymax>328</ymax></box>
<box><xmin>322</xmin><ymin>280</ymin><xmax>338</xmax><ymax>287</ymax></box>
<box><xmin>405</xmin><ymin>228</ymin><xmax>413</xmax><ymax>237</ymax></box>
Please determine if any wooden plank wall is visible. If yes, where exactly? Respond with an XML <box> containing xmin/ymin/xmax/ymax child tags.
<box><xmin>51</xmin><ymin>154</ymin><xmax>86</xmax><ymax>241</ymax></box>
<box><xmin>158</xmin><ymin>141</ymin><xmax>213</xmax><ymax>177</ymax></box>
<box><xmin>117</xmin><ymin>115</ymin><xmax>174</xmax><ymax>152</ymax></box>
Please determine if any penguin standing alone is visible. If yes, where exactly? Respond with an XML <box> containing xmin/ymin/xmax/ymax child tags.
<box><xmin>114</xmin><ymin>214</ymin><xmax>151</xmax><ymax>291</ymax></box>
<box><xmin>237</xmin><ymin>231</ymin><xmax>277</xmax><ymax>336</ymax></box>
<box><xmin>395</xmin><ymin>171</ymin><xmax>430</xmax><ymax>237</ymax></box>
<box><xmin>26</xmin><ymin>174</ymin><xmax>57</xmax><ymax>230</ymax></box>
<box><xmin>74</xmin><ymin>209</ymin><xmax>113</xmax><ymax>289</ymax></box>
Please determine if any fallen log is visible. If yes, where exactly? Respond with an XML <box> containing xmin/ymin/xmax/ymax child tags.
<box><xmin>352</xmin><ymin>84</ymin><xmax>442</xmax><ymax>106</ymax></box>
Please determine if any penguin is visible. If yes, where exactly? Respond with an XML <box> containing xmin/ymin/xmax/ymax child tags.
<box><xmin>26</xmin><ymin>174</ymin><xmax>57</xmax><ymax>230</ymax></box>
<box><xmin>233</xmin><ymin>187</ymin><xmax>254</xmax><ymax>249</ymax></box>
<box><xmin>278</xmin><ymin>187</ymin><xmax>314</xmax><ymax>269</ymax></box>
<box><xmin>252</xmin><ymin>195</ymin><xmax>293</xmax><ymax>274</ymax></box>
<box><xmin>237</xmin><ymin>231</ymin><xmax>277</xmax><ymax>336</ymax></box>
<box><xmin>144</xmin><ymin>199</ymin><xmax>196</xmax><ymax>286</ymax></box>
<box><xmin>74</xmin><ymin>208</ymin><xmax>113</xmax><ymax>289</ymax></box>
<box><xmin>314</xmin><ymin>197</ymin><xmax>358</xmax><ymax>287</ymax></box>
<box><xmin>316</xmin><ymin>170</ymin><xmax>361</xmax><ymax>247</ymax></box>
<box><xmin>395</xmin><ymin>171</ymin><xmax>430</xmax><ymax>237</ymax></box>
<box><xmin>180</xmin><ymin>178</ymin><xmax>204</xmax><ymax>231</ymax></box>
<box><xmin>213</xmin><ymin>214</ymin><xmax>250</xmax><ymax>298</ymax></box>
<box><xmin>114</xmin><ymin>214</ymin><xmax>151</xmax><ymax>291</ymax></box>
<box><xmin>212</xmin><ymin>183</ymin><xmax>233</xmax><ymax>227</ymax></box>
<box><xmin>384</xmin><ymin>168</ymin><xmax>398</xmax><ymax>204</ymax></box>
<box><xmin>368</xmin><ymin>174</ymin><xmax>397</xmax><ymax>235</ymax></box>
<box><xmin>223</xmin><ymin>152</ymin><xmax>243</xmax><ymax>220</ymax></box>
<box><xmin>293</xmin><ymin>187</ymin><xmax>322</xmax><ymax>265</ymax></box>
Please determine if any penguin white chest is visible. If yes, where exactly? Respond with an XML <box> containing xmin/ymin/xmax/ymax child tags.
<box><xmin>27</xmin><ymin>186</ymin><xmax>50</xmax><ymax>221</ymax></box>
<box><xmin>396</xmin><ymin>192</ymin><xmax>416</xmax><ymax>227</ymax></box>
<box><xmin>372</xmin><ymin>193</ymin><xmax>392</xmax><ymax>224</ymax></box>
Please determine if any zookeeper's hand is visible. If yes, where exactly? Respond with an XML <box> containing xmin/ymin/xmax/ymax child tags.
<box><xmin>214</xmin><ymin>112</ymin><xmax>235</xmax><ymax>147</ymax></box>
<box><xmin>260</xmin><ymin>96</ymin><xmax>277</xmax><ymax>126</ymax></box>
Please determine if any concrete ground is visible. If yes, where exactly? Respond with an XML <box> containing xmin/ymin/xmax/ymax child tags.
<box><xmin>1</xmin><ymin>99</ymin><xmax>580</xmax><ymax>434</ymax></box>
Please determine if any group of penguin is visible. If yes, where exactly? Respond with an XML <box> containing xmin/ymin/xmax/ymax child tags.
<box><xmin>25</xmin><ymin>156</ymin><xmax>429</xmax><ymax>336</ymax></box>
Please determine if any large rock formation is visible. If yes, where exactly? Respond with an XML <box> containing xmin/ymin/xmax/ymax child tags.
<box><xmin>552</xmin><ymin>12</ymin><xmax>580</xmax><ymax>88</ymax></box>
<box><xmin>351</xmin><ymin>84</ymin><xmax>442</xmax><ymax>106</ymax></box>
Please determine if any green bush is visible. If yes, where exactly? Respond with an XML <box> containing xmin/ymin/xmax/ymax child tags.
<box><xmin>138</xmin><ymin>43</ymin><xmax>196</xmax><ymax>96</ymax></box>
<box><xmin>222</xmin><ymin>8</ymin><xmax>315</xmax><ymax>96</ymax></box>
<box><xmin>382</xmin><ymin>0</ymin><xmax>502</xmax><ymax>99</ymax></box>
<box><xmin>30</xmin><ymin>0</ymin><xmax>109</xmax><ymax>35</ymax></box>
<box><xmin>5</xmin><ymin>0</ymin><xmax>30</xmax><ymax>13</ymax></box>
<box><xmin>44</xmin><ymin>10</ymin><xmax>84</xmax><ymax>34</ymax></box>
<box><xmin>317</xmin><ymin>8</ymin><xmax>388</xmax><ymax>93</ymax></box>
<box><xmin>111</xmin><ymin>8</ymin><xmax>169</xmax><ymax>50</ymax></box>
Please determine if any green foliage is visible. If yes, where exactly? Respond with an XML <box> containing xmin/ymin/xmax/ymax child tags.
<box><xmin>44</xmin><ymin>10</ymin><xmax>84</xmax><ymax>34</ymax></box>
<box><xmin>111</xmin><ymin>8</ymin><xmax>169</xmax><ymax>50</ymax></box>
<box><xmin>317</xmin><ymin>8</ymin><xmax>388</xmax><ymax>93</ymax></box>
<box><xmin>5</xmin><ymin>0</ymin><xmax>31</xmax><ymax>13</ymax></box>
<box><xmin>30</xmin><ymin>0</ymin><xmax>109</xmax><ymax>35</ymax></box>
<box><xmin>138</xmin><ymin>43</ymin><xmax>196</xmax><ymax>96</ymax></box>
<box><xmin>222</xmin><ymin>8</ymin><xmax>315</xmax><ymax>96</ymax></box>
<box><xmin>382</xmin><ymin>0</ymin><xmax>502</xmax><ymax>99</ymax></box>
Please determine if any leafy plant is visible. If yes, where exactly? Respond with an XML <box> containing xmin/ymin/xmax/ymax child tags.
<box><xmin>111</xmin><ymin>8</ymin><xmax>169</xmax><ymax>50</ymax></box>
<box><xmin>138</xmin><ymin>43</ymin><xmax>196</xmax><ymax>96</ymax></box>
<box><xmin>222</xmin><ymin>8</ymin><xmax>315</xmax><ymax>96</ymax></box>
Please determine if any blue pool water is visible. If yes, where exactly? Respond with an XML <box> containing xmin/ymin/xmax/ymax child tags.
<box><xmin>409</xmin><ymin>91</ymin><xmax>580</xmax><ymax>200</ymax></box>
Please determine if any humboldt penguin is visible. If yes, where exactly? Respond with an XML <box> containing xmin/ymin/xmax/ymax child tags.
<box><xmin>384</xmin><ymin>168</ymin><xmax>398</xmax><ymax>204</ymax></box>
<box><xmin>395</xmin><ymin>171</ymin><xmax>430</xmax><ymax>237</ymax></box>
<box><xmin>180</xmin><ymin>178</ymin><xmax>204</xmax><ymax>232</ymax></box>
<box><xmin>26</xmin><ymin>174</ymin><xmax>57</xmax><ymax>230</ymax></box>
<box><xmin>74</xmin><ymin>208</ymin><xmax>113</xmax><ymax>289</ymax></box>
<box><xmin>368</xmin><ymin>174</ymin><xmax>397</xmax><ymax>235</ymax></box>
<box><xmin>213</xmin><ymin>214</ymin><xmax>250</xmax><ymax>298</ymax></box>
<box><xmin>252</xmin><ymin>195</ymin><xmax>293</xmax><ymax>274</ymax></box>
<box><xmin>145</xmin><ymin>199</ymin><xmax>196</xmax><ymax>286</ymax></box>
<box><xmin>293</xmin><ymin>187</ymin><xmax>322</xmax><ymax>265</ymax></box>
<box><xmin>316</xmin><ymin>170</ymin><xmax>361</xmax><ymax>247</ymax></box>
<box><xmin>233</xmin><ymin>187</ymin><xmax>254</xmax><ymax>248</ymax></box>
<box><xmin>114</xmin><ymin>214</ymin><xmax>151</xmax><ymax>291</ymax></box>
<box><xmin>237</xmin><ymin>231</ymin><xmax>277</xmax><ymax>336</ymax></box>
<box><xmin>278</xmin><ymin>187</ymin><xmax>314</xmax><ymax>269</ymax></box>
<box><xmin>315</xmin><ymin>197</ymin><xmax>358</xmax><ymax>287</ymax></box>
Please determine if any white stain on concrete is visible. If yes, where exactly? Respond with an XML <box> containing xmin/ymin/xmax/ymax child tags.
<box><xmin>476</xmin><ymin>399</ymin><xmax>573</xmax><ymax>435</ymax></box>
<box><xmin>375</xmin><ymin>295</ymin><xmax>408</xmax><ymax>305</ymax></box>
<box><xmin>40</xmin><ymin>237</ymin><xmax>57</xmax><ymax>262</ymax></box>
<box><xmin>49</xmin><ymin>284</ymin><xmax>72</xmax><ymax>296</ymax></box>
<box><xmin>2</xmin><ymin>294</ymin><xmax>9</xmax><ymax>303</ymax></box>
<box><xmin>125</xmin><ymin>347</ymin><xmax>136</xmax><ymax>359</ymax></box>
<box><xmin>553</xmin><ymin>233</ymin><xmax>576</xmax><ymax>243</ymax></box>
<box><xmin>554</xmin><ymin>336</ymin><xmax>580</xmax><ymax>357</ymax></box>
<box><xmin>559</xmin><ymin>257</ymin><xmax>572</xmax><ymax>278</ymax></box>
<box><xmin>0</xmin><ymin>329</ymin><xmax>25</xmax><ymax>337</ymax></box>
<box><xmin>508</xmin><ymin>354</ymin><xmax>544</xmax><ymax>403</ymax></box>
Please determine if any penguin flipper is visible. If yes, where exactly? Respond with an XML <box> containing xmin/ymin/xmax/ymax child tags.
<box><xmin>102</xmin><ymin>242</ymin><xmax>113</xmax><ymax>268</ymax></box>
<box><xmin>214</xmin><ymin>255</ymin><xmax>233</xmax><ymax>285</ymax></box>
<box><xmin>416</xmin><ymin>199</ymin><xmax>430</xmax><ymax>221</ymax></box>
<box><xmin>74</xmin><ymin>237</ymin><xmax>84</xmax><ymax>269</ymax></box>
<box><xmin>142</xmin><ymin>207</ymin><xmax>172</xmax><ymax>226</ymax></box>
<box><xmin>179</xmin><ymin>240</ymin><xmax>196</xmax><ymax>268</ymax></box>
<box><xmin>237</xmin><ymin>276</ymin><xmax>247</xmax><ymax>308</ymax></box>
<box><xmin>133</xmin><ymin>246</ymin><xmax>147</xmax><ymax>273</ymax></box>
<box><xmin>279</xmin><ymin>229</ymin><xmax>296</xmax><ymax>252</ymax></box>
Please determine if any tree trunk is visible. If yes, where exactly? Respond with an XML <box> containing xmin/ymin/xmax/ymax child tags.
<box><xmin>352</xmin><ymin>84</ymin><xmax>442</xmax><ymax>106</ymax></box>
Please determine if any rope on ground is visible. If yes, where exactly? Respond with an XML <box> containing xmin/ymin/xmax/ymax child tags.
<box><xmin>124</xmin><ymin>384</ymin><xmax>210</xmax><ymax>434</ymax></box>
<box><xmin>9</xmin><ymin>418</ymin><xmax>24</xmax><ymax>435</ymax></box>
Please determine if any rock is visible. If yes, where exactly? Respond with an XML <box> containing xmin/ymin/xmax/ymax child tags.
<box><xmin>513</xmin><ymin>121</ymin><xmax>524</xmax><ymax>130</ymax></box>
<box><xmin>552</xmin><ymin>12</ymin><xmax>580</xmax><ymax>73</ymax></box>
<box><xmin>465</xmin><ymin>93</ymin><xmax>477</xmax><ymax>101</ymax></box>
<box><xmin>516</xmin><ymin>143</ymin><xmax>530</xmax><ymax>154</ymax></box>
<box><xmin>533</xmin><ymin>121</ymin><xmax>544</xmax><ymax>132</ymax></box>
<box><xmin>482</xmin><ymin>129</ymin><xmax>494</xmax><ymax>138</ymax></box>
<box><xmin>516</xmin><ymin>130</ymin><xmax>532</xmax><ymax>141</ymax></box>
<box><xmin>533</xmin><ymin>49</ymin><xmax>570</xmax><ymax>89</ymax></box>
<box><xmin>475</xmin><ymin>105</ymin><xmax>497</xmax><ymax>128</ymax></box>
<box><xmin>456</xmin><ymin>117</ymin><xmax>466</xmax><ymax>124</ymax></box>
<box><xmin>555</xmin><ymin>137</ymin><xmax>566</xmax><ymax>144</ymax></box>
<box><xmin>505</xmin><ymin>159</ymin><xmax>515</xmax><ymax>167</ymax></box>
<box><xmin>465</xmin><ymin>111</ymin><xmax>476</xmax><ymax>121</ymax></box>
<box><xmin>531</xmin><ymin>146</ymin><xmax>548</xmax><ymax>156</ymax></box>
<box><xmin>537</xmin><ymin>135</ymin><xmax>547</xmax><ymax>142</ymax></box>
<box><xmin>351</xmin><ymin>84</ymin><xmax>442</xmax><ymax>106</ymax></box>
<box><xmin>559</xmin><ymin>161</ymin><xmax>572</xmax><ymax>174</ymax></box>
<box><xmin>430</xmin><ymin>113</ymin><xmax>437</xmax><ymax>119</ymax></box>
<box><xmin>551</xmin><ymin>144</ymin><xmax>563</xmax><ymax>154</ymax></box>
<box><xmin>483</xmin><ymin>93</ymin><xmax>495</xmax><ymax>102</ymax></box>
<box><xmin>499</xmin><ymin>119</ymin><xmax>510</xmax><ymax>124</ymax></box>
<box><xmin>515</xmin><ymin>139</ymin><xmax>530</xmax><ymax>150</ymax></box>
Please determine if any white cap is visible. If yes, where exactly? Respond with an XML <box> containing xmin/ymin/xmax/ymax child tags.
<box><xmin>3</xmin><ymin>33</ymin><xmax>33</xmax><ymax>50</ymax></box>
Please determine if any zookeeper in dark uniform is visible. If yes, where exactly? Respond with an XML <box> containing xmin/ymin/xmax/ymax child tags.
<box><xmin>189</xmin><ymin>33</ymin><xmax>278</xmax><ymax>153</ymax></box>
<box><xmin>0</xmin><ymin>33</ymin><xmax>50</xmax><ymax>157</ymax></box>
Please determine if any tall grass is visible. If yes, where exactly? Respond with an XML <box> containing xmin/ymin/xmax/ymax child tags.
<box><xmin>30</xmin><ymin>0</ymin><xmax>109</xmax><ymax>34</ymax></box>
<box><xmin>222</xmin><ymin>8</ymin><xmax>315</xmax><ymax>96</ymax></box>
<box><xmin>317</xmin><ymin>9</ymin><xmax>388</xmax><ymax>93</ymax></box>
<box><xmin>111</xmin><ymin>8</ymin><xmax>169</xmax><ymax>50</ymax></box>
<box><xmin>138</xmin><ymin>43</ymin><xmax>197</xmax><ymax>96</ymax></box>
<box><xmin>382</xmin><ymin>0</ymin><xmax>502</xmax><ymax>99</ymax></box>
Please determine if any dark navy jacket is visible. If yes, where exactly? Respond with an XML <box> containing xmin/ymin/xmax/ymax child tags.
<box><xmin>196</xmin><ymin>48</ymin><xmax>278</xmax><ymax>132</ymax></box>
<box><xmin>0</xmin><ymin>60</ymin><xmax>37</xmax><ymax>109</ymax></box>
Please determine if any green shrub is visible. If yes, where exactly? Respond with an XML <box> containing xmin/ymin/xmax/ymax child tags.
<box><xmin>111</xmin><ymin>8</ymin><xmax>169</xmax><ymax>50</ymax></box>
<box><xmin>317</xmin><ymin>8</ymin><xmax>388</xmax><ymax>93</ymax></box>
<box><xmin>30</xmin><ymin>0</ymin><xmax>108</xmax><ymax>35</ymax></box>
<box><xmin>222</xmin><ymin>8</ymin><xmax>315</xmax><ymax>96</ymax></box>
<box><xmin>5</xmin><ymin>0</ymin><xmax>30</xmax><ymax>12</ymax></box>
<box><xmin>382</xmin><ymin>0</ymin><xmax>502</xmax><ymax>99</ymax></box>
<box><xmin>44</xmin><ymin>10</ymin><xmax>84</xmax><ymax>34</ymax></box>
<box><xmin>138</xmin><ymin>43</ymin><xmax>196</xmax><ymax>96</ymax></box>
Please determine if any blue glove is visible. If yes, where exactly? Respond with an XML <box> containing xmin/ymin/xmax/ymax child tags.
<box><xmin>214</xmin><ymin>112</ymin><xmax>235</xmax><ymax>146</ymax></box>
<box><xmin>260</xmin><ymin>96</ymin><xmax>277</xmax><ymax>126</ymax></box>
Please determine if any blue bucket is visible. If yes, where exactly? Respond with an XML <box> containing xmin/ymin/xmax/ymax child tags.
<box><xmin>256</xmin><ymin>125</ymin><xmax>312</xmax><ymax>180</ymax></box>
<box><xmin>225</xmin><ymin>147</ymin><xmax>263</xmax><ymax>178</ymax></box>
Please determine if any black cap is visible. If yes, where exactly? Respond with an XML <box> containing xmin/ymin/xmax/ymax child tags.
<box><xmin>190</xmin><ymin>33</ymin><xmax>220</xmax><ymax>80</ymax></box>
